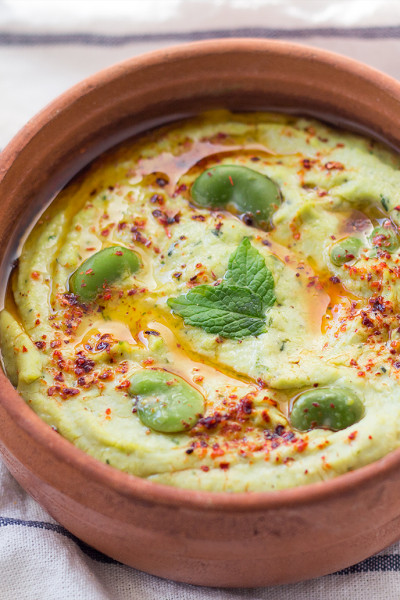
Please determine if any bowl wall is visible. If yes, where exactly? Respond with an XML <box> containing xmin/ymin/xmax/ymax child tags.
<box><xmin>1</xmin><ymin>39</ymin><xmax>400</xmax><ymax>587</ymax></box>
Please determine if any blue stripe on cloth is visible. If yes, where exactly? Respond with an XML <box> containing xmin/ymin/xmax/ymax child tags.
<box><xmin>1</xmin><ymin>515</ymin><xmax>400</xmax><ymax>572</ymax></box>
<box><xmin>0</xmin><ymin>516</ymin><xmax>119</xmax><ymax>564</ymax></box>
<box><xmin>337</xmin><ymin>555</ymin><xmax>400</xmax><ymax>574</ymax></box>
<box><xmin>1</xmin><ymin>26</ymin><xmax>400</xmax><ymax>46</ymax></box>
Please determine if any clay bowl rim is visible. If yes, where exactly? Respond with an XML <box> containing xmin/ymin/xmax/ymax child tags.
<box><xmin>2</xmin><ymin>37</ymin><xmax>400</xmax><ymax>513</ymax></box>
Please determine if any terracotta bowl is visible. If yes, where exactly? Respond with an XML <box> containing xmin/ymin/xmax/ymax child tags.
<box><xmin>2</xmin><ymin>39</ymin><xmax>400</xmax><ymax>588</ymax></box>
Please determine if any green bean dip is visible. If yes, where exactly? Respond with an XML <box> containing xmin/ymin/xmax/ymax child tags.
<box><xmin>2</xmin><ymin>110</ymin><xmax>400</xmax><ymax>492</ymax></box>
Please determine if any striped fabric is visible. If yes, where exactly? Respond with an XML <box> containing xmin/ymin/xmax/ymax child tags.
<box><xmin>1</xmin><ymin>1</ymin><xmax>400</xmax><ymax>598</ymax></box>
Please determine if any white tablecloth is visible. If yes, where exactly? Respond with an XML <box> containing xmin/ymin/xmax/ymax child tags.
<box><xmin>2</xmin><ymin>1</ymin><xmax>400</xmax><ymax>598</ymax></box>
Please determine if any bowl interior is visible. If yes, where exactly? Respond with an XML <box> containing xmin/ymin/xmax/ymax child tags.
<box><xmin>2</xmin><ymin>38</ymin><xmax>400</xmax><ymax>510</ymax></box>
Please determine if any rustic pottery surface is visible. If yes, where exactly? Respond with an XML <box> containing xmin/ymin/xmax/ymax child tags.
<box><xmin>2</xmin><ymin>1</ymin><xmax>400</xmax><ymax>598</ymax></box>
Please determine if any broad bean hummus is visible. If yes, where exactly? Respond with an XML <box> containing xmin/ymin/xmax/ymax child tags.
<box><xmin>2</xmin><ymin>110</ymin><xmax>400</xmax><ymax>492</ymax></box>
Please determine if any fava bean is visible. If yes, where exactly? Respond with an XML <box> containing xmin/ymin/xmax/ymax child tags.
<box><xmin>289</xmin><ymin>387</ymin><xmax>364</xmax><ymax>432</ymax></box>
<box><xmin>129</xmin><ymin>369</ymin><xmax>204</xmax><ymax>433</ymax></box>
<box><xmin>330</xmin><ymin>237</ymin><xmax>362</xmax><ymax>266</ymax></box>
<box><xmin>191</xmin><ymin>165</ymin><xmax>281</xmax><ymax>230</ymax></box>
<box><xmin>369</xmin><ymin>225</ymin><xmax>399</xmax><ymax>253</ymax></box>
<box><xmin>69</xmin><ymin>246</ymin><xmax>140</xmax><ymax>302</ymax></box>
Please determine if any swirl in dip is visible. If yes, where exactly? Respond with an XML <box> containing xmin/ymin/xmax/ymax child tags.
<box><xmin>2</xmin><ymin>110</ymin><xmax>400</xmax><ymax>492</ymax></box>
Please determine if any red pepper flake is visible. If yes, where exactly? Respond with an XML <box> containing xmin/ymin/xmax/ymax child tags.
<box><xmin>296</xmin><ymin>439</ymin><xmax>308</xmax><ymax>453</ymax></box>
<box><xmin>99</xmin><ymin>369</ymin><xmax>114</xmax><ymax>381</ymax></box>
<box><xmin>35</xmin><ymin>319</ymin><xmax>41</xmax><ymax>325</ymax></box>
<box><xmin>302</xmin><ymin>158</ymin><xmax>314</xmax><ymax>169</ymax></box>
<box><xmin>239</xmin><ymin>398</ymin><xmax>253</xmax><ymax>415</ymax></box>
<box><xmin>31</xmin><ymin>271</ymin><xmax>40</xmax><ymax>280</ymax></box>
<box><xmin>152</xmin><ymin>209</ymin><xmax>181</xmax><ymax>226</ymax></box>
<box><xmin>105</xmin><ymin>408</ymin><xmax>111</xmax><ymax>415</ymax></box>
<box><xmin>348</xmin><ymin>431</ymin><xmax>357</xmax><ymax>441</ymax></box>
<box><xmin>116</xmin><ymin>380</ymin><xmax>130</xmax><ymax>389</ymax></box>
<box><xmin>74</xmin><ymin>354</ymin><xmax>95</xmax><ymax>375</ymax></box>
<box><xmin>173</xmin><ymin>183</ymin><xmax>187</xmax><ymax>196</ymax></box>
<box><xmin>47</xmin><ymin>386</ymin><xmax>57</xmax><ymax>396</ymax></box>
<box><xmin>357</xmin><ymin>371</ymin><xmax>366</xmax><ymax>377</ymax></box>
<box><xmin>133</xmin><ymin>218</ymin><xmax>147</xmax><ymax>229</ymax></box>
<box><xmin>127</xmin><ymin>289</ymin><xmax>137</xmax><ymax>296</ymax></box>
<box><xmin>61</xmin><ymin>387</ymin><xmax>80</xmax><ymax>398</ymax></box>
<box><xmin>211</xmin><ymin>445</ymin><xmax>225</xmax><ymax>458</ymax></box>
<box><xmin>324</xmin><ymin>161</ymin><xmax>344</xmax><ymax>170</ymax></box>
<box><xmin>219</xmin><ymin>462</ymin><xmax>230</xmax><ymax>470</ymax></box>
<box><xmin>196</xmin><ymin>413</ymin><xmax>223</xmax><ymax>430</ymax></box>
<box><xmin>361</xmin><ymin>312</ymin><xmax>374</xmax><ymax>328</ymax></box>
<box><xmin>260</xmin><ymin>410</ymin><xmax>270</xmax><ymax>424</ymax></box>
<box><xmin>35</xmin><ymin>341</ymin><xmax>46</xmax><ymax>350</ymax></box>
<box><xmin>200</xmin><ymin>465</ymin><xmax>210</xmax><ymax>472</ymax></box>
<box><xmin>85</xmin><ymin>268</ymin><xmax>94</xmax><ymax>275</ymax></box>
<box><xmin>96</xmin><ymin>340</ymin><xmax>110</xmax><ymax>352</ymax></box>
<box><xmin>228</xmin><ymin>175</ymin><xmax>234</xmax><ymax>186</ymax></box>
<box><xmin>142</xmin><ymin>358</ymin><xmax>154</xmax><ymax>366</ymax></box>
<box><xmin>131</xmin><ymin>228</ymin><xmax>151</xmax><ymax>247</ymax></box>
<box><xmin>150</xmin><ymin>194</ymin><xmax>165</xmax><ymax>205</ymax></box>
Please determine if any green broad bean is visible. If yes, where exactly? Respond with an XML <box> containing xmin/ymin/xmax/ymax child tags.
<box><xmin>191</xmin><ymin>164</ymin><xmax>281</xmax><ymax>230</ymax></box>
<box><xmin>330</xmin><ymin>237</ymin><xmax>362</xmax><ymax>266</ymax></box>
<box><xmin>69</xmin><ymin>246</ymin><xmax>140</xmax><ymax>302</ymax></box>
<box><xmin>369</xmin><ymin>225</ymin><xmax>399</xmax><ymax>253</ymax></box>
<box><xmin>289</xmin><ymin>387</ymin><xmax>364</xmax><ymax>432</ymax></box>
<box><xmin>129</xmin><ymin>369</ymin><xmax>204</xmax><ymax>433</ymax></box>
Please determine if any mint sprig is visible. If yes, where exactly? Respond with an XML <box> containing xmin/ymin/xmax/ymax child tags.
<box><xmin>167</xmin><ymin>238</ymin><xmax>275</xmax><ymax>340</ymax></box>
<box><xmin>225</xmin><ymin>237</ymin><xmax>275</xmax><ymax>310</ymax></box>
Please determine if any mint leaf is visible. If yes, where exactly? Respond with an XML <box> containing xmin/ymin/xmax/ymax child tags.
<box><xmin>224</xmin><ymin>238</ymin><xmax>275</xmax><ymax>309</ymax></box>
<box><xmin>167</xmin><ymin>238</ymin><xmax>275</xmax><ymax>340</ymax></box>
<box><xmin>167</xmin><ymin>284</ymin><xmax>266</xmax><ymax>339</ymax></box>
